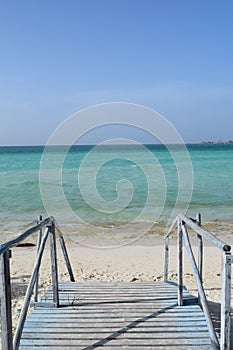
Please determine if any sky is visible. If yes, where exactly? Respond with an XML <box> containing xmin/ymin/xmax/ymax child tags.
<box><xmin>0</xmin><ymin>0</ymin><xmax>233</xmax><ymax>145</ymax></box>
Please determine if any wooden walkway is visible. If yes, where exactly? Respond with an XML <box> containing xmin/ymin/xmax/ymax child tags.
<box><xmin>19</xmin><ymin>281</ymin><xmax>214</xmax><ymax>349</ymax></box>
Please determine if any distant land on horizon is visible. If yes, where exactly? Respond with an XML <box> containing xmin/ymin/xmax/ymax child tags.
<box><xmin>1</xmin><ymin>141</ymin><xmax>233</xmax><ymax>147</ymax></box>
<box><xmin>201</xmin><ymin>140</ymin><xmax>233</xmax><ymax>145</ymax></box>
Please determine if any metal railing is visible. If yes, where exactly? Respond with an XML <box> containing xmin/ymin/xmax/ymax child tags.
<box><xmin>164</xmin><ymin>213</ymin><xmax>232</xmax><ymax>350</ymax></box>
<box><xmin>0</xmin><ymin>216</ymin><xmax>75</xmax><ymax>350</ymax></box>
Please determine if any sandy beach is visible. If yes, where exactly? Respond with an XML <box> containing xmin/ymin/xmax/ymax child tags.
<box><xmin>8</xmin><ymin>220</ymin><xmax>233</xmax><ymax>335</ymax></box>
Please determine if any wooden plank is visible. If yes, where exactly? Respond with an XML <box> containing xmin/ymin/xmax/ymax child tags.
<box><xmin>52</xmin><ymin>290</ymin><xmax>181</xmax><ymax>295</ymax></box>
<box><xmin>21</xmin><ymin>332</ymin><xmax>211</xmax><ymax>340</ymax></box>
<box><xmin>19</xmin><ymin>338</ymin><xmax>213</xmax><ymax>346</ymax></box>
<box><xmin>18</xmin><ymin>346</ymin><xmax>213</xmax><ymax>350</ymax></box>
<box><xmin>44</xmin><ymin>285</ymin><xmax>187</xmax><ymax>292</ymax></box>
<box><xmin>28</xmin><ymin>303</ymin><xmax>204</xmax><ymax>319</ymax></box>
<box><xmin>19</xmin><ymin>281</ymin><xmax>214</xmax><ymax>349</ymax></box>
<box><xmin>25</xmin><ymin>317</ymin><xmax>208</xmax><ymax>324</ymax></box>
<box><xmin>25</xmin><ymin>317</ymin><xmax>207</xmax><ymax>324</ymax></box>
<box><xmin>24</xmin><ymin>322</ymin><xmax>208</xmax><ymax>331</ymax></box>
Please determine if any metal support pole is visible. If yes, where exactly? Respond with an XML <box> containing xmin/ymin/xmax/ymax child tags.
<box><xmin>221</xmin><ymin>252</ymin><xmax>232</xmax><ymax>350</ymax></box>
<box><xmin>0</xmin><ymin>249</ymin><xmax>13</xmax><ymax>350</ymax></box>
<box><xmin>50</xmin><ymin>221</ymin><xmax>59</xmax><ymax>307</ymax></box>
<box><xmin>177</xmin><ymin>219</ymin><xmax>183</xmax><ymax>306</ymax></box>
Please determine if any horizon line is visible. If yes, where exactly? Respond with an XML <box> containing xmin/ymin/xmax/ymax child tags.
<box><xmin>0</xmin><ymin>141</ymin><xmax>231</xmax><ymax>147</ymax></box>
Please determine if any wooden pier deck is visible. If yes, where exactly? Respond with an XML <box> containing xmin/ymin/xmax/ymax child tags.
<box><xmin>19</xmin><ymin>281</ymin><xmax>214</xmax><ymax>349</ymax></box>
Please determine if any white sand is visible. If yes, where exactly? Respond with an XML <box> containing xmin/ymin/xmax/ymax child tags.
<box><xmin>9</xmin><ymin>231</ymin><xmax>233</xmax><ymax>331</ymax></box>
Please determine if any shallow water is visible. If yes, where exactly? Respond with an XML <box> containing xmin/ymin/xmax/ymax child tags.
<box><xmin>1</xmin><ymin>144</ymin><xmax>233</xmax><ymax>241</ymax></box>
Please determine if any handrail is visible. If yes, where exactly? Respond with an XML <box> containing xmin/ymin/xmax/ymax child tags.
<box><xmin>0</xmin><ymin>217</ymin><xmax>52</xmax><ymax>255</ymax></box>
<box><xmin>0</xmin><ymin>216</ymin><xmax>75</xmax><ymax>350</ymax></box>
<box><xmin>165</xmin><ymin>216</ymin><xmax>178</xmax><ymax>239</ymax></box>
<box><xmin>164</xmin><ymin>213</ymin><xmax>232</xmax><ymax>350</ymax></box>
<box><xmin>178</xmin><ymin>214</ymin><xmax>231</xmax><ymax>251</ymax></box>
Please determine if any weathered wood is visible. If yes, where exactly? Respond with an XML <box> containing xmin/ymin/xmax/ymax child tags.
<box><xmin>22</xmin><ymin>326</ymin><xmax>211</xmax><ymax>334</ymax></box>
<box><xmin>165</xmin><ymin>216</ymin><xmax>178</xmax><ymax>238</ymax></box>
<box><xmin>0</xmin><ymin>217</ymin><xmax>52</xmax><ymax>256</ymax></box>
<box><xmin>196</xmin><ymin>213</ymin><xmax>203</xmax><ymax>280</ymax></box>
<box><xmin>0</xmin><ymin>249</ymin><xmax>13</xmax><ymax>350</ymax></box>
<box><xmin>34</xmin><ymin>215</ymin><xmax>43</xmax><ymax>302</ymax></box>
<box><xmin>17</xmin><ymin>345</ymin><xmax>214</xmax><ymax>350</ymax></box>
<box><xmin>49</xmin><ymin>221</ymin><xmax>59</xmax><ymax>307</ymax></box>
<box><xmin>25</xmin><ymin>318</ymin><xmax>207</xmax><ymax>325</ymax></box>
<box><xmin>196</xmin><ymin>213</ymin><xmax>203</xmax><ymax>304</ymax></box>
<box><xmin>179</xmin><ymin>215</ymin><xmax>231</xmax><ymax>251</ymax></box>
<box><xmin>19</xmin><ymin>281</ymin><xmax>214</xmax><ymax>349</ymax></box>
<box><xmin>177</xmin><ymin>219</ymin><xmax>183</xmax><ymax>306</ymax></box>
<box><xmin>59</xmin><ymin>235</ymin><xmax>75</xmax><ymax>282</ymax></box>
<box><xmin>1</xmin><ymin>212</ymin><xmax>231</xmax><ymax>349</ymax></box>
<box><xmin>164</xmin><ymin>236</ymin><xmax>169</xmax><ymax>281</ymax></box>
<box><xmin>165</xmin><ymin>214</ymin><xmax>232</xmax><ymax>348</ymax></box>
<box><xmin>197</xmin><ymin>234</ymin><xmax>203</xmax><ymax>279</ymax></box>
<box><xmin>29</xmin><ymin>308</ymin><xmax>205</xmax><ymax>316</ymax></box>
<box><xmin>19</xmin><ymin>338</ymin><xmax>214</xmax><ymax>347</ymax></box>
<box><xmin>181</xmin><ymin>224</ymin><xmax>219</xmax><ymax>349</ymax></box>
<box><xmin>164</xmin><ymin>216</ymin><xmax>178</xmax><ymax>283</ymax></box>
<box><xmin>220</xmin><ymin>252</ymin><xmax>232</xmax><ymax>350</ymax></box>
<box><xmin>13</xmin><ymin>227</ymin><xmax>50</xmax><ymax>350</ymax></box>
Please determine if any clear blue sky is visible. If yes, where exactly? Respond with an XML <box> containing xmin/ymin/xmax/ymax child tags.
<box><xmin>0</xmin><ymin>0</ymin><xmax>233</xmax><ymax>145</ymax></box>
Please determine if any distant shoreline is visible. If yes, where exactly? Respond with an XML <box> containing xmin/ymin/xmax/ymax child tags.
<box><xmin>0</xmin><ymin>142</ymin><xmax>233</xmax><ymax>147</ymax></box>
<box><xmin>201</xmin><ymin>140</ymin><xmax>233</xmax><ymax>145</ymax></box>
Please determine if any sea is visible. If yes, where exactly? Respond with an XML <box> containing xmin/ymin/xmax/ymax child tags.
<box><xmin>1</xmin><ymin>144</ymin><xmax>233</xmax><ymax>241</ymax></box>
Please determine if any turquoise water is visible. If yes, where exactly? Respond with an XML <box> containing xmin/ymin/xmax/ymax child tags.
<box><xmin>1</xmin><ymin>144</ymin><xmax>233</xmax><ymax>237</ymax></box>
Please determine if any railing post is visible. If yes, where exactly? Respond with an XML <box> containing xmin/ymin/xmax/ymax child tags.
<box><xmin>34</xmin><ymin>215</ymin><xmax>43</xmax><ymax>302</ymax></box>
<box><xmin>177</xmin><ymin>218</ymin><xmax>183</xmax><ymax>306</ymax></box>
<box><xmin>0</xmin><ymin>249</ymin><xmax>13</xmax><ymax>350</ymax></box>
<box><xmin>49</xmin><ymin>220</ymin><xmax>59</xmax><ymax>307</ymax></box>
<box><xmin>221</xmin><ymin>252</ymin><xmax>232</xmax><ymax>350</ymax></box>
<box><xmin>164</xmin><ymin>236</ymin><xmax>169</xmax><ymax>282</ymax></box>
<box><xmin>59</xmin><ymin>236</ymin><xmax>75</xmax><ymax>282</ymax></box>
<box><xmin>196</xmin><ymin>213</ymin><xmax>203</xmax><ymax>304</ymax></box>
